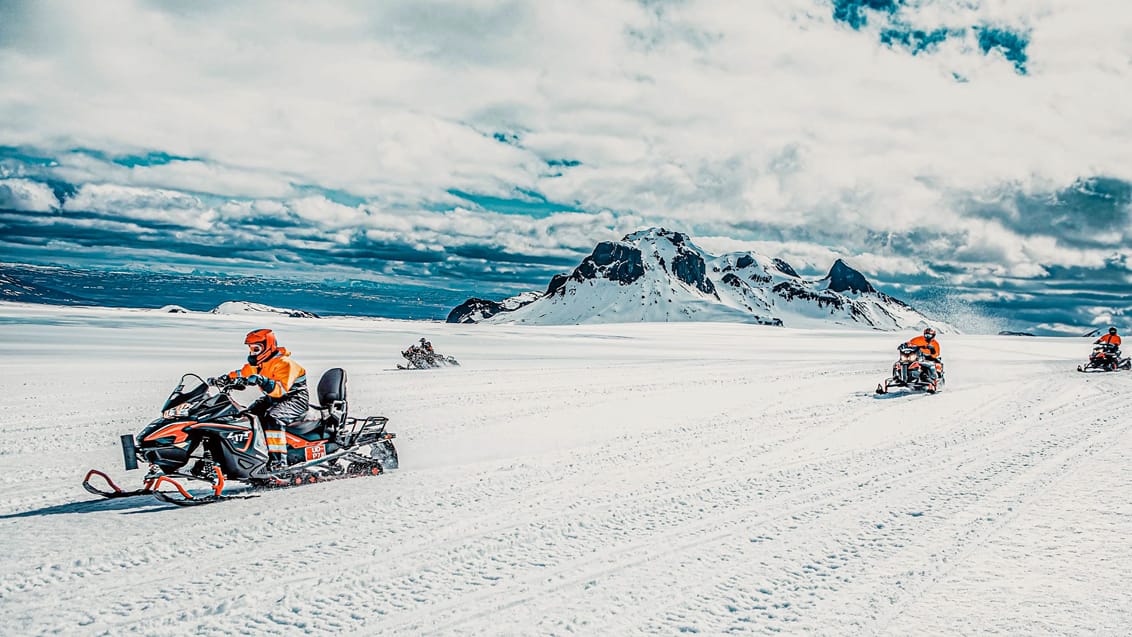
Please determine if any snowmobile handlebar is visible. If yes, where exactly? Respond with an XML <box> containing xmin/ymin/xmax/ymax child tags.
<box><xmin>207</xmin><ymin>375</ymin><xmax>249</xmax><ymax>391</ymax></box>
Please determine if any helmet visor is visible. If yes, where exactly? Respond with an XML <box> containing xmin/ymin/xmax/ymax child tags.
<box><xmin>248</xmin><ymin>342</ymin><xmax>266</xmax><ymax>356</ymax></box>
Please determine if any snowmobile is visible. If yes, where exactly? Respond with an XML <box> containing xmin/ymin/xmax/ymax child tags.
<box><xmin>82</xmin><ymin>368</ymin><xmax>398</xmax><ymax>506</ymax></box>
<box><xmin>398</xmin><ymin>343</ymin><xmax>460</xmax><ymax>370</ymax></box>
<box><xmin>875</xmin><ymin>344</ymin><xmax>944</xmax><ymax>395</ymax></box>
<box><xmin>1077</xmin><ymin>344</ymin><xmax>1131</xmax><ymax>372</ymax></box>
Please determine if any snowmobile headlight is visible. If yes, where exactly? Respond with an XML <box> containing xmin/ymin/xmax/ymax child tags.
<box><xmin>162</xmin><ymin>403</ymin><xmax>192</xmax><ymax>419</ymax></box>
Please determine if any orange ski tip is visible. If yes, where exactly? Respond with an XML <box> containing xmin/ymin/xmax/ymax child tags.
<box><xmin>152</xmin><ymin>475</ymin><xmax>195</xmax><ymax>500</ymax></box>
<box><xmin>83</xmin><ymin>469</ymin><xmax>125</xmax><ymax>493</ymax></box>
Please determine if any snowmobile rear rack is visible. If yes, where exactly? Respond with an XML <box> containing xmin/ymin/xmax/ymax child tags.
<box><xmin>337</xmin><ymin>415</ymin><xmax>390</xmax><ymax>447</ymax></box>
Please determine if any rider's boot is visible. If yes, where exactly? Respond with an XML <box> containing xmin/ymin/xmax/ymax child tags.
<box><xmin>268</xmin><ymin>452</ymin><xmax>288</xmax><ymax>474</ymax></box>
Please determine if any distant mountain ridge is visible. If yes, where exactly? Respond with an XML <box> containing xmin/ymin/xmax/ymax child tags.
<box><xmin>0</xmin><ymin>263</ymin><xmax>469</xmax><ymax>320</ymax></box>
<box><xmin>0</xmin><ymin>272</ymin><xmax>89</xmax><ymax>305</ymax></box>
<box><xmin>449</xmin><ymin>228</ymin><xmax>948</xmax><ymax>331</ymax></box>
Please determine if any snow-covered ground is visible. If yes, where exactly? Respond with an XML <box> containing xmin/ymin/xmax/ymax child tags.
<box><xmin>1</xmin><ymin>303</ymin><xmax>1130</xmax><ymax>636</ymax></box>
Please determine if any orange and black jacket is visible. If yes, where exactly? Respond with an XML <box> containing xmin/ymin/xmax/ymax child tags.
<box><xmin>1096</xmin><ymin>334</ymin><xmax>1121</xmax><ymax>348</ymax></box>
<box><xmin>228</xmin><ymin>348</ymin><xmax>308</xmax><ymax>401</ymax></box>
<box><xmin>905</xmin><ymin>335</ymin><xmax>941</xmax><ymax>360</ymax></box>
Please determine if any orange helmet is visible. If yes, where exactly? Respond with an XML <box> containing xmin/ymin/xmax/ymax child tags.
<box><xmin>923</xmin><ymin>327</ymin><xmax>936</xmax><ymax>340</ymax></box>
<box><xmin>244</xmin><ymin>328</ymin><xmax>278</xmax><ymax>365</ymax></box>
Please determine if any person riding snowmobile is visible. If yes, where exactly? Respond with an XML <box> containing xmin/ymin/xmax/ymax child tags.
<box><xmin>215</xmin><ymin>329</ymin><xmax>309</xmax><ymax>472</ymax></box>
<box><xmin>419</xmin><ymin>338</ymin><xmax>436</xmax><ymax>365</ymax></box>
<box><xmin>1095</xmin><ymin>327</ymin><xmax>1122</xmax><ymax>352</ymax></box>
<box><xmin>903</xmin><ymin>327</ymin><xmax>942</xmax><ymax>389</ymax></box>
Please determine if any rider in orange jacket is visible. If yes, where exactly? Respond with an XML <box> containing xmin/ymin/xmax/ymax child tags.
<box><xmin>904</xmin><ymin>327</ymin><xmax>941</xmax><ymax>387</ymax></box>
<box><xmin>223</xmin><ymin>329</ymin><xmax>309</xmax><ymax>471</ymax></box>
<box><xmin>1095</xmin><ymin>327</ymin><xmax>1121</xmax><ymax>350</ymax></box>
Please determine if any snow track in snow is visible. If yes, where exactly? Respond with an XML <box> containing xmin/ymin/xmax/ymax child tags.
<box><xmin>1</xmin><ymin>305</ymin><xmax>1129</xmax><ymax>635</ymax></box>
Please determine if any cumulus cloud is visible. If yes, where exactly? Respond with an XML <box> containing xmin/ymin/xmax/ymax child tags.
<box><xmin>0</xmin><ymin>178</ymin><xmax>58</xmax><ymax>211</ymax></box>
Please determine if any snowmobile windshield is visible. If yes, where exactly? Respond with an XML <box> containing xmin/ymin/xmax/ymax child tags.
<box><xmin>161</xmin><ymin>374</ymin><xmax>209</xmax><ymax>415</ymax></box>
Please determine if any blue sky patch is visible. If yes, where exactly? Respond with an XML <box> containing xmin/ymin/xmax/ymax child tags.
<box><xmin>976</xmin><ymin>26</ymin><xmax>1029</xmax><ymax>74</ymax></box>
<box><xmin>832</xmin><ymin>2</ymin><xmax>1030</xmax><ymax>74</ymax></box>
<box><xmin>0</xmin><ymin>145</ymin><xmax>58</xmax><ymax>167</ymax></box>
<box><xmin>110</xmin><ymin>150</ymin><xmax>196</xmax><ymax>167</ymax></box>
<box><xmin>880</xmin><ymin>27</ymin><xmax>951</xmax><ymax>55</ymax></box>
<box><xmin>290</xmin><ymin>183</ymin><xmax>367</xmax><ymax>207</ymax></box>
<box><xmin>832</xmin><ymin>0</ymin><xmax>901</xmax><ymax>30</ymax></box>
<box><xmin>447</xmin><ymin>188</ymin><xmax>581</xmax><ymax>218</ymax></box>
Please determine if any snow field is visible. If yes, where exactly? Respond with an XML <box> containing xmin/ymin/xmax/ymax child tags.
<box><xmin>1</xmin><ymin>304</ymin><xmax>1130</xmax><ymax>635</ymax></box>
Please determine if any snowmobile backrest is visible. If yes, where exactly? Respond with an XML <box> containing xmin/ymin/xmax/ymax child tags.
<box><xmin>317</xmin><ymin>368</ymin><xmax>348</xmax><ymax>426</ymax></box>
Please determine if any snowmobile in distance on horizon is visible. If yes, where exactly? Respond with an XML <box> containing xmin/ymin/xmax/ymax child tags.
<box><xmin>82</xmin><ymin>368</ymin><xmax>398</xmax><ymax>506</ymax></box>
<box><xmin>398</xmin><ymin>338</ymin><xmax>460</xmax><ymax>370</ymax></box>
<box><xmin>876</xmin><ymin>344</ymin><xmax>944</xmax><ymax>395</ymax></box>
<box><xmin>1077</xmin><ymin>343</ymin><xmax>1130</xmax><ymax>373</ymax></box>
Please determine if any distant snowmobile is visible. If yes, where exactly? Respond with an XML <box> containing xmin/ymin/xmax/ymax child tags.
<box><xmin>398</xmin><ymin>339</ymin><xmax>460</xmax><ymax>370</ymax></box>
<box><xmin>82</xmin><ymin>369</ymin><xmax>398</xmax><ymax>506</ymax></box>
<box><xmin>876</xmin><ymin>344</ymin><xmax>944</xmax><ymax>395</ymax></box>
<box><xmin>1077</xmin><ymin>344</ymin><xmax>1130</xmax><ymax>373</ymax></box>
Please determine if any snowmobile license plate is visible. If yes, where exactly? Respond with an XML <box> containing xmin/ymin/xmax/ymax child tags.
<box><xmin>305</xmin><ymin>444</ymin><xmax>326</xmax><ymax>461</ymax></box>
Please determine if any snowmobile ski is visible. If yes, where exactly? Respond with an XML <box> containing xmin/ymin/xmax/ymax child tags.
<box><xmin>81</xmin><ymin>469</ymin><xmax>156</xmax><ymax>499</ymax></box>
<box><xmin>148</xmin><ymin>459</ymin><xmax>384</xmax><ymax>506</ymax></box>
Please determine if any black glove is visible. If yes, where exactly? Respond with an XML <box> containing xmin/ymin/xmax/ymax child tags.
<box><xmin>246</xmin><ymin>374</ymin><xmax>275</xmax><ymax>392</ymax></box>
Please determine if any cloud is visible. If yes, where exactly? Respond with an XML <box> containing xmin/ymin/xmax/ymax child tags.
<box><xmin>0</xmin><ymin>0</ymin><xmax>1129</xmax><ymax>332</ymax></box>
<box><xmin>0</xmin><ymin>178</ymin><xmax>58</xmax><ymax>211</ymax></box>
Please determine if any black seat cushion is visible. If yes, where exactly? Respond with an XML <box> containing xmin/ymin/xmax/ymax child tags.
<box><xmin>286</xmin><ymin>409</ymin><xmax>325</xmax><ymax>436</ymax></box>
<box><xmin>318</xmin><ymin>368</ymin><xmax>347</xmax><ymax>405</ymax></box>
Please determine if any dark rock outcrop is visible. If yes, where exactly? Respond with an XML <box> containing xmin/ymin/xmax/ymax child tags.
<box><xmin>671</xmin><ymin>250</ymin><xmax>716</xmax><ymax>295</ymax></box>
<box><xmin>772</xmin><ymin>258</ymin><xmax>799</xmax><ymax>278</ymax></box>
<box><xmin>825</xmin><ymin>259</ymin><xmax>876</xmax><ymax>294</ymax></box>
<box><xmin>447</xmin><ymin>298</ymin><xmax>505</xmax><ymax>324</ymax></box>
<box><xmin>550</xmin><ymin>241</ymin><xmax>645</xmax><ymax>297</ymax></box>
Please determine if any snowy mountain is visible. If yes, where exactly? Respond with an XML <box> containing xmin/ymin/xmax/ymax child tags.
<box><xmin>209</xmin><ymin>300</ymin><xmax>320</xmax><ymax>318</ymax></box>
<box><xmin>449</xmin><ymin>228</ymin><xmax>945</xmax><ymax>331</ymax></box>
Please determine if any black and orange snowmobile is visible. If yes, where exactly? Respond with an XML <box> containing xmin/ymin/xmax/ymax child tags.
<box><xmin>875</xmin><ymin>344</ymin><xmax>944</xmax><ymax>395</ymax></box>
<box><xmin>82</xmin><ymin>369</ymin><xmax>397</xmax><ymax>506</ymax></box>
<box><xmin>1077</xmin><ymin>344</ymin><xmax>1131</xmax><ymax>373</ymax></box>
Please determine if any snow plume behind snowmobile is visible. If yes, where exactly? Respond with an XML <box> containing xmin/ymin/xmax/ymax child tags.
<box><xmin>1077</xmin><ymin>344</ymin><xmax>1131</xmax><ymax>373</ymax></box>
<box><xmin>82</xmin><ymin>369</ymin><xmax>398</xmax><ymax>506</ymax></box>
<box><xmin>876</xmin><ymin>344</ymin><xmax>944</xmax><ymax>395</ymax></box>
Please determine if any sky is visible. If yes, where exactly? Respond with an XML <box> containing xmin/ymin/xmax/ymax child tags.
<box><xmin>0</xmin><ymin>0</ymin><xmax>1130</xmax><ymax>332</ymax></box>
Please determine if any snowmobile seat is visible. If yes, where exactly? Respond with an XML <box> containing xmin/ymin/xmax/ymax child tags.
<box><xmin>286</xmin><ymin>411</ymin><xmax>325</xmax><ymax>437</ymax></box>
<box><xmin>283</xmin><ymin>368</ymin><xmax>349</xmax><ymax>438</ymax></box>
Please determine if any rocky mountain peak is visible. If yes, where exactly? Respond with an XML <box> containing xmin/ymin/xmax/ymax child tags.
<box><xmin>825</xmin><ymin>259</ymin><xmax>876</xmax><ymax>294</ymax></box>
